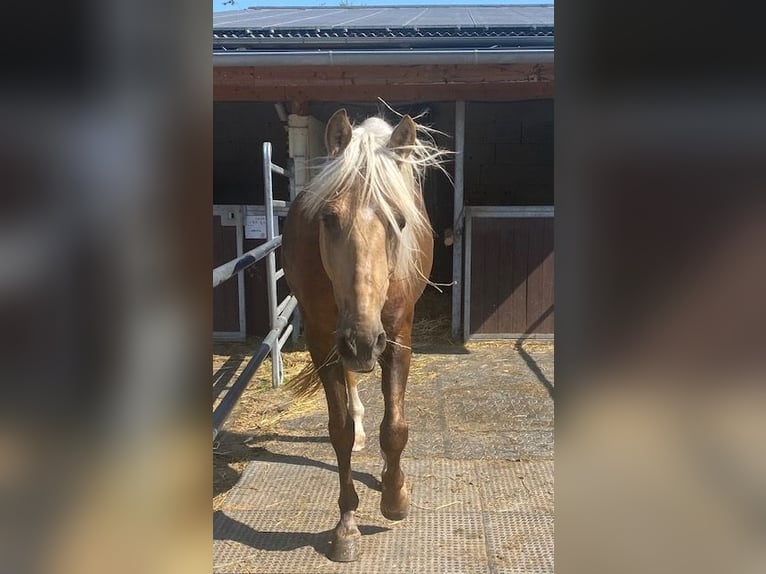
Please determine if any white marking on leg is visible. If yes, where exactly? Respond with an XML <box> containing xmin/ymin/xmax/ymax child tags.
<box><xmin>347</xmin><ymin>382</ymin><xmax>366</xmax><ymax>451</ymax></box>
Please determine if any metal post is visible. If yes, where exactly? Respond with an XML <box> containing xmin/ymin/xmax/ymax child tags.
<box><xmin>235</xmin><ymin>208</ymin><xmax>247</xmax><ymax>340</ymax></box>
<box><xmin>463</xmin><ymin>214</ymin><xmax>473</xmax><ymax>343</ymax></box>
<box><xmin>263</xmin><ymin>142</ymin><xmax>282</xmax><ymax>387</ymax></box>
<box><xmin>451</xmin><ymin>101</ymin><xmax>466</xmax><ymax>340</ymax></box>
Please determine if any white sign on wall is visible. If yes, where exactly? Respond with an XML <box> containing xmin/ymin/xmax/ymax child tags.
<box><xmin>245</xmin><ymin>215</ymin><xmax>267</xmax><ymax>239</ymax></box>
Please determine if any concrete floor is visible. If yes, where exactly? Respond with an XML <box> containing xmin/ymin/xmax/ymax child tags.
<box><xmin>214</xmin><ymin>341</ymin><xmax>554</xmax><ymax>573</ymax></box>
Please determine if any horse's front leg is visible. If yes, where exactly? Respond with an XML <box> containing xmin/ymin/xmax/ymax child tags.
<box><xmin>321</xmin><ymin>362</ymin><xmax>362</xmax><ymax>561</ymax></box>
<box><xmin>345</xmin><ymin>370</ymin><xmax>366</xmax><ymax>451</ymax></box>
<box><xmin>379</xmin><ymin>325</ymin><xmax>413</xmax><ymax>521</ymax></box>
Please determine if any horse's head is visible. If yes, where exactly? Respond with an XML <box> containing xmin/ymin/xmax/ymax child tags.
<box><xmin>318</xmin><ymin>109</ymin><xmax>418</xmax><ymax>372</ymax></box>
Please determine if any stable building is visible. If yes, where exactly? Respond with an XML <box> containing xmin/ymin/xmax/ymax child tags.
<box><xmin>213</xmin><ymin>4</ymin><xmax>554</xmax><ymax>341</ymax></box>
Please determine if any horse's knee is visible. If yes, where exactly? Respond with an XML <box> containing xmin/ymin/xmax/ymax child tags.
<box><xmin>379</xmin><ymin>417</ymin><xmax>408</xmax><ymax>452</ymax></box>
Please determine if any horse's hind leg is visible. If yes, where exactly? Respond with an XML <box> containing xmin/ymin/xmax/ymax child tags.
<box><xmin>379</xmin><ymin>329</ymin><xmax>413</xmax><ymax>521</ymax></box>
<box><xmin>321</xmin><ymin>363</ymin><xmax>362</xmax><ymax>561</ymax></box>
<box><xmin>346</xmin><ymin>370</ymin><xmax>366</xmax><ymax>451</ymax></box>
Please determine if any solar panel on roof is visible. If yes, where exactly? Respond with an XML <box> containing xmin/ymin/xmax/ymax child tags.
<box><xmin>213</xmin><ymin>5</ymin><xmax>554</xmax><ymax>30</ymax></box>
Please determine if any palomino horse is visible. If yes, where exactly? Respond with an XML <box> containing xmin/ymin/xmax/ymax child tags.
<box><xmin>282</xmin><ymin>109</ymin><xmax>449</xmax><ymax>561</ymax></box>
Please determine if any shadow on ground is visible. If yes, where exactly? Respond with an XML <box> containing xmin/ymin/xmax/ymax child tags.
<box><xmin>214</xmin><ymin>431</ymin><xmax>381</xmax><ymax>499</ymax></box>
<box><xmin>214</xmin><ymin>510</ymin><xmax>390</xmax><ymax>555</ymax></box>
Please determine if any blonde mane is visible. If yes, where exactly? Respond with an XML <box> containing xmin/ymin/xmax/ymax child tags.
<box><xmin>301</xmin><ymin>115</ymin><xmax>452</xmax><ymax>278</ymax></box>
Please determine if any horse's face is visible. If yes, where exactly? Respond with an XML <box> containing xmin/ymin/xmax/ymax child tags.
<box><xmin>318</xmin><ymin>109</ymin><xmax>416</xmax><ymax>372</ymax></box>
<box><xmin>319</xmin><ymin>201</ymin><xmax>393</xmax><ymax>372</ymax></box>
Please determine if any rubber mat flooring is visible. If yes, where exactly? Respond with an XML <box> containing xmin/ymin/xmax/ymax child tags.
<box><xmin>214</xmin><ymin>342</ymin><xmax>554</xmax><ymax>573</ymax></box>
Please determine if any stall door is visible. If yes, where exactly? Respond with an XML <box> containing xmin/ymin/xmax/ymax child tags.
<box><xmin>465</xmin><ymin>207</ymin><xmax>554</xmax><ymax>339</ymax></box>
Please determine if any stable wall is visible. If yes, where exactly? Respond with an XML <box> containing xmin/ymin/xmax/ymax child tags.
<box><xmin>464</xmin><ymin>100</ymin><xmax>553</xmax><ymax>206</ymax></box>
<box><xmin>214</xmin><ymin>102</ymin><xmax>291</xmax><ymax>337</ymax></box>
<box><xmin>461</xmin><ymin>99</ymin><xmax>554</xmax><ymax>339</ymax></box>
<box><xmin>213</xmin><ymin>98</ymin><xmax>555</xmax><ymax>339</ymax></box>
<box><xmin>214</xmin><ymin>102</ymin><xmax>290</xmax><ymax>205</ymax></box>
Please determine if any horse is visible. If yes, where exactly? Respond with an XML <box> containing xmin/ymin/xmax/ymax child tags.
<box><xmin>282</xmin><ymin>108</ymin><xmax>449</xmax><ymax>562</ymax></box>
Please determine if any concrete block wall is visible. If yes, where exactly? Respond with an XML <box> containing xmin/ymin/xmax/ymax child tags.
<box><xmin>213</xmin><ymin>102</ymin><xmax>290</xmax><ymax>205</ymax></box>
<box><xmin>464</xmin><ymin>100</ymin><xmax>553</xmax><ymax>206</ymax></box>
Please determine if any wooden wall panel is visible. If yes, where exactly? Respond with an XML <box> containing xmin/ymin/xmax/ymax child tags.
<box><xmin>469</xmin><ymin>217</ymin><xmax>554</xmax><ymax>336</ymax></box>
<box><xmin>540</xmin><ymin>218</ymin><xmax>555</xmax><ymax>333</ymax></box>
<box><xmin>213</xmin><ymin>215</ymin><xmax>240</xmax><ymax>333</ymax></box>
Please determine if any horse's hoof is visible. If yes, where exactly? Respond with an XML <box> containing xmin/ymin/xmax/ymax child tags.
<box><xmin>381</xmin><ymin>503</ymin><xmax>409</xmax><ymax>521</ymax></box>
<box><xmin>381</xmin><ymin>486</ymin><xmax>409</xmax><ymax>521</ymax></box>
<box><xmin>328</xmin><ymin>531</ymin><xmax>361</xmax><ymax>562</ymax></box>
<box><xmin>352</xmin><ymin>433</ymin><xmax>366</xmax><ymax>451</ymax></box>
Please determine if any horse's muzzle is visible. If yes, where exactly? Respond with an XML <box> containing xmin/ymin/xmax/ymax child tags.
<box><xmin>337</xmin><ymin>327</ymin><xmax>387</xmax><ymax>372</ymax></box>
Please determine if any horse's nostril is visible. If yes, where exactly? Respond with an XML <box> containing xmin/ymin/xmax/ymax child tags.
<box><xmin>375</xmin><ymin>331</ymin><xmax>387</xmax><ymax>350</ymax></box>
<box><xmin>339</xmin><ymin>335</ymin><xmax>357</xmax><ymax>357</ymax></box>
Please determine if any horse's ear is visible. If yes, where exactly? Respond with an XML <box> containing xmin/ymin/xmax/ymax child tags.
<box><xmin>325</xmin><ymin>109</ymin><xmax>352</xmax><ymax>157</ymax></box>
<box><xmin>388</xmin><ymin>115</ymin><xmax>417</xmax><ymax>157</ymax></box>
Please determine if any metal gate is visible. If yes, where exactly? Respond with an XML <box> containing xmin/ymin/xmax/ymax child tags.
<box><xmin>212</xmin><ymin>142</ymin><xmax>298</xmax><ymax>440</ymax></box>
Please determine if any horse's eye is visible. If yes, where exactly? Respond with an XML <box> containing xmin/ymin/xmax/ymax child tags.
<box><xmin>321</xmin><ymin>211</ymin><xmax>340</xmax><ymax>231</ymax></box>
<box><xmin>394</xmin><ymin>213</ymin><xmax>406</xmax><ymax>230</ymax></box>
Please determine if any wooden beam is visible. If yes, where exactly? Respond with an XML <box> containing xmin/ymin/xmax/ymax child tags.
<box><xmin>214</xmin><ymin>80</ymin><xmax>554</xmax><ymax>102</ymax></box>
<box><xmin>215</xmin><ymin>63</ymin><xmax>553</xmax><ymax>89</ymax></box>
